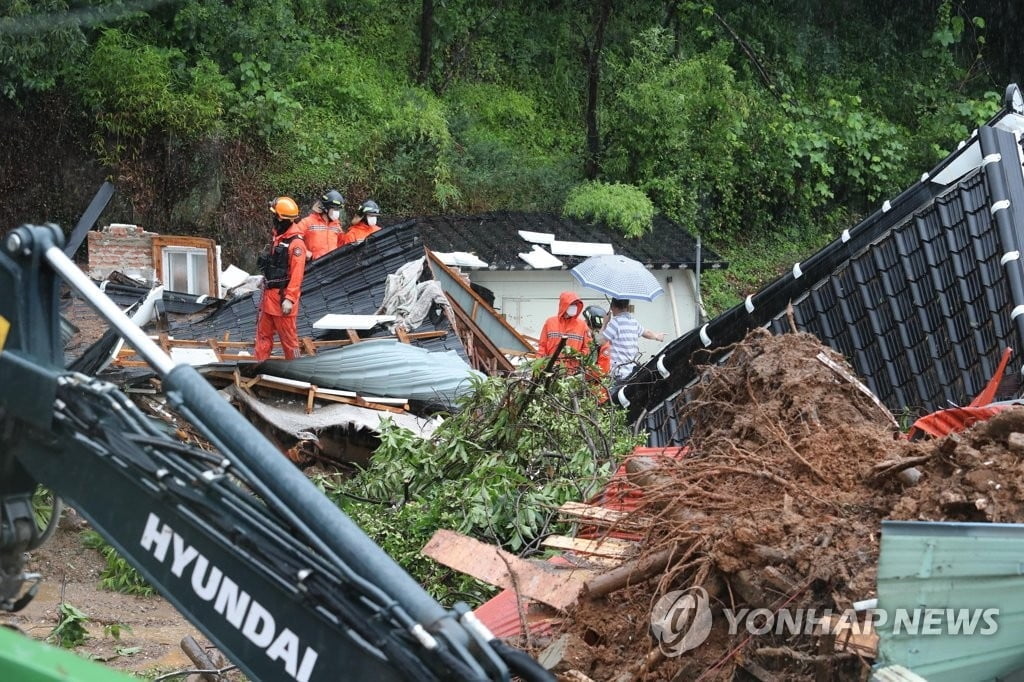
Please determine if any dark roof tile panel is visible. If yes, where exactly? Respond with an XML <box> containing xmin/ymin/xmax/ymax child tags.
<box><xmin>633</xmin><ymin>119</ymin><xmax>1024</xmax><ymax>446</ymax></box>
<box><xmin>400</xmin><ymin>211</ymin><xmax>726</xmax><ymax>270</ymax></box>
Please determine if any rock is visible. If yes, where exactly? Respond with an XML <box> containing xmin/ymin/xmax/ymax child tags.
<box><xmin>1007</xmin><ymin>431</ymin><xmax>1024</xmax><ymax>454</ymax></box>
<box><xmin>538</xmin><ymin>633</ymin><xmax>594</xmax><ymax>674</ymax></box>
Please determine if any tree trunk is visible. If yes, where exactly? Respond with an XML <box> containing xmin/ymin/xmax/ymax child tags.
<box><xmin>416</xmin><ymin>0</ymin><xmax>434</xmax><ymax>86</ymax></box>
<box><xmin>584</xmin><ymin>0</ymin><xmax>613</xmax><ymax>179</ymax></box>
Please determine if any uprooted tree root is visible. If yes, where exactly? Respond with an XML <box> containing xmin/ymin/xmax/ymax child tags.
<box><xmin>554</xmin><ymin>329</ymin><xmax>923</xmax><ymax>681</ymax></box>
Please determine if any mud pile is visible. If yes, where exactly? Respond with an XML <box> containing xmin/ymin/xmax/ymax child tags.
<box><xmin>550</xmin><ymin>329</ymin><xmax>1024</xmax><ymax>681</ymax></box>
<box><xmin>891</xmin><ymin>407</ymin><xmax>1024</xmax><ymax>523</ymax></box>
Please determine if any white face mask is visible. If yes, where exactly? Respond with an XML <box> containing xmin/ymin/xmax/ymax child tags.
<box><xmin>328</xmin><ymin>209</ymin><xmax>341</xmax><ymax>221</ymax></box>
<box><xmin>367</xmin><ymin>215</ymin><xmax>378</xmax><ymax>226</ymax></box>
<box><xmin>565</xmin><ymin>304</ymin><xmax>579</xmax><ymax>317</ymax></box>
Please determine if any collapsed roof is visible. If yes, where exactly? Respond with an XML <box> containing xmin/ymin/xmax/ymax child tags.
<box><xmin>408</xmin><ymin>211</ymin><xmax>727</xmax><ymax>271</ymax></box>
<box><xmin>628</xmin><ymin>104</ymin><xmax>1024</xmax><ymax>447</ymax></box>
<box><xmin>171</xmin><ymin>220</ymin><xmax>467</xmax><ymax>356</ymax></box>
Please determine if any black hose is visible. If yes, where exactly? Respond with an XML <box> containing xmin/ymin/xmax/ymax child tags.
<box><xmin>489</xmin><ymin>640</ymin><xmax>555</xmax><ymax>682</ymax></box>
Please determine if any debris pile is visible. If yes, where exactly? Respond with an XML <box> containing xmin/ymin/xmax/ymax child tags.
<box><xmin>890</xmin><ymin>407</ymin><xmax>1024</xmax><ymax>523</ymax></box>
<box><xmin>541</xmin><ymin>329</ymin><xmax>1024</xmax><ymax>681</ymax></box>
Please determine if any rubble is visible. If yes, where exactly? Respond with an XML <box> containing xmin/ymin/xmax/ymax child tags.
<box><xmin>481</xmin><ymin>328</ymin><xmax>1024</xmax><ymax>681</ymax></box>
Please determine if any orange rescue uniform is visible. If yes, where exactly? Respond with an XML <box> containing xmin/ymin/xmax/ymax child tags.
<box><xmin>296</xmin><ymin>212</ymin><xmax>343</xmax><ymax>259</ymax></box>
<box><xmin>538</xmin><ymin>291</ymin><xmax>592</xmax><ymax>372</ymax></box>
<box><xmin>255</xmin><ymin>224</ymin><xmax>307</xmax><ymax>361</ymax></box>
<box><xmin>340</xmin><ymin>220</ymin><xmax>381</xmax><ymax>246</ymax></box>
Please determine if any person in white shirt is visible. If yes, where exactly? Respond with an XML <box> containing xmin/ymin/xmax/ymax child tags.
<box><xmin>596</xmin><ymin>298</ymin><xmax>667</xmax><ymax>380</ymax></box>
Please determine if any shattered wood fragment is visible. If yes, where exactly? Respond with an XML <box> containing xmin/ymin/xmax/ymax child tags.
<box><xmin>821</xmin><ymin>615</ymin><xmax>878</xmax><ymax>658</ymax></box>
<box><xmin>423</xmin><ymin>529</ymin><xmax>594</xmax><ymax>611</ymax></box>
<box><xmin>557</xmin><ymin>501</ymin><xmax>645</xmax><ymax>530</ymax></box>
<box><xmin>540</xmin><ymin>535</ymin><xmax>636</xmax><ymax>559</ymax></box>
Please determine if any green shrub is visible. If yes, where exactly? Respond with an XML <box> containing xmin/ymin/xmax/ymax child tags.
<box><xmin>78</xmin><ymin>29</ymin><xmax>231</xmax><ymax>156</ymax></box>
<box><xmin>326</xmin><ymin>362</ymin><xmax>644</xmax><ymax>603</ymax></box>
<box><xmin>48</xmin><ymin>602</ymin><xmax>90</xmax><ymax>649</ymax></box>
<box><xmin>564</xmin><ymin>180</ymin><xmax>655</xmax><ymax>237</ymax></box>
<box><xmin>81</xmin><ymin>530</ymin><xmax>154</xmax><ymax>596</ymax></box>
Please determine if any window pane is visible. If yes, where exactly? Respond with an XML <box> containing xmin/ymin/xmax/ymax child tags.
<box><xmin>189</xmin><ymin>252</ymin><xmax>209</xmax><ymax>296</ymax></box>
<box><xmin>168</xmin><ymin>252</ymin><xmax>188</xmax><ymax>292</ymax></box>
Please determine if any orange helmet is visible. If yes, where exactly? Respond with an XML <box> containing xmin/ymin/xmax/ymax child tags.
<box><xmin>269</xmin><ymin>196</ymin><xmax>300</xmax><ymax>220</ymax></box>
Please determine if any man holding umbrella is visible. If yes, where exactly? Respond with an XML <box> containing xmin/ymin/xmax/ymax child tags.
<box><xmin>570</xmin><ymin>254</ymin><xmax>668</xmax><ymax>381</ymax></box>
<box><xmin>597</xmin><ymin>298</ymin><xmax>666</xmax><ymax>381</ymax></box>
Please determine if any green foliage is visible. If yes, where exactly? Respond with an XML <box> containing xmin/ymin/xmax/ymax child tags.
<box><xmin>564</xmin><ymin>181</ymin><xmax>654</xmax><ymax>237</ymax></box>
<box><xmin>699</xmin><ymin>225</ymin><xmax>835</xmax><ymax>317</ymax></box>
<box><xmin>1</xmin><ymin>0</ymin><xmax>1007</xmax><ymax>267</ymax></box>
<box><xmin>79</xmin><ymin>29</ymin><xmax>231</xmax><ymax>153</ymax></box>
<box><xmin>601</xmin><ymin>31</ymin><xmax>749</xmax><ymax>231</ymax></box>
<box><xmin>374</xmin><ymin>88</ymin><xmax>462</xmax><ymax>211</ymax></box>
<box><xmin>103</xmin><ymin>622</ymin><xmax>132</xmax><ymax>641</ymax></box>
<box><xmin>48</xmin><ymin>602</ymin><xmax>90</xmax><ymax>648</ymax></box>
<box><xmin>0</xmin><ymin>1</ymin><xmax>88</xmax><ymax>99</ymax></box>
<box><xmin>325</xmin><ymin>364</ymin><xmax>644</xmax><ymax>603</ymax></box>
<box><xmin>31</xmin><ymin>487</ymin><xmax>58</xmax><ymax>531</ymax></box>
<box><xmin>81</xmin><ymin>530</ymin><xmax>155</xmax><ymax>596</ymax></box>
<box><xmin>447</xmin><ymin>83</ymin><xmax>581</xmax><ymax>211</ymax></box>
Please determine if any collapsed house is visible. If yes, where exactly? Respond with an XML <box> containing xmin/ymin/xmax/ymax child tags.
<box><xmin>624</xmin><ymin>96</ymin><xmax>1024</xmax><ymax>449</ymax></box>
<box><xmin>443</xmin><ymin>89</ymin><xmax>1024</xmax><ymax>681</ymax></box>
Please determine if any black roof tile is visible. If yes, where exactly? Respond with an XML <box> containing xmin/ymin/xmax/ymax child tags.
<box><xmin>393</xmin><ymin>211</ymin><xmax>726</xmax><ymax>271</ymax></box>
<box><xmin>169</xmin><ymin>220</ymin><xmax>468</xmax><ymax>359</ymax></box>
<box><xmin>630</xmin><ymin>113</ymin><xmax>1024</xmax><ymax>447</ymax></box>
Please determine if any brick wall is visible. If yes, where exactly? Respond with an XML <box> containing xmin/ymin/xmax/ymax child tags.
<box><xmin>87</xmin><ymin>223</ymin><xmax>157</xmax><ymax>282</ymax></box>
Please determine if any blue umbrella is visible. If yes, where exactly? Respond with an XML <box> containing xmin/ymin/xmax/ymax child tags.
<box><xmin>570</xmin><ymin>254</ymin><xmax>664</xmax><ymax>302</ymax></box>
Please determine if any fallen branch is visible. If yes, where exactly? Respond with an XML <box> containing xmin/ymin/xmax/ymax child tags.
<box><xmin>753</xmin><ymin>646</ymin><xmax>855</xmax><ymax>663</ymax></box>
<box><xmin>868</xmin><ymin>453</ymin><xmax>935</xmax><ymax>483</ymax></box>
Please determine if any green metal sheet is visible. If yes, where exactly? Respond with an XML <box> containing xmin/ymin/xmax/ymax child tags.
<box><xmin>0</xmin><ymin>626</ymin><xmax>135</xmax><ymax>681</ymax></box>
<box><xmin>876</xmin><ymin>521</ymin><xmax>1024</xmax><ymax>681</ymax></box>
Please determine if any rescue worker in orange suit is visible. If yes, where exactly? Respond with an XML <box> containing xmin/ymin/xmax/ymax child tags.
<box><xmin>255</xmin><ymin>197</ymin><xmax>307</xmax><ymax>362</ymax></box>
<box><xmin>340</xmin><ymin>199</ymin><xmax>382</xmax><ymax>246</ymax></box>
<box><xmin>538</xmin><ymin>291</ymin><xmax>592</xmax><ymax>371</ymax></box>
<box><xmin>296</xmin><ymin>189</ymin><xmax>344</xmax><ymax>259</ymax></box>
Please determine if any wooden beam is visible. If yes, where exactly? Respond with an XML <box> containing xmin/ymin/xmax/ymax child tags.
<box><xmin>346</xmin><ymin>328</ymin><xmax>360</xmax><ymax>344</ymax></box>
<box><xmin>422</xmin><ymin>529</ymin><xmax>593</xmax><ymax>611</ymax></box>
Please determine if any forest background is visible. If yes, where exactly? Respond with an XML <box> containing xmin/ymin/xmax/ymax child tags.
<box><xmin>1</xmin><ymin>0</ymin><xmax>1021</xmax><ymax>312</ymax></box>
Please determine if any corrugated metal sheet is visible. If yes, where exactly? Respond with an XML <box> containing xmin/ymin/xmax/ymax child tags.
<box><xmin>632</xmin><ymin>111</ymin><xmax>1024</xmax><ymax>446</ymax></box>
<box><xmin>876</xmin><ymin>520</ymin><xmax>1024</xmax><ymax>681</ymax></box>
<box><xmin>257</xmin><ymin>339</ymin><xmax>484</xmax><ymax>406</ymax></box>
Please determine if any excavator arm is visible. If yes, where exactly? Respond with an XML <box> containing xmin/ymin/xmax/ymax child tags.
<box><xmin>0</xmin><ymin>225</ymin><xmax>551</xmax><ymax>682</ymax></box>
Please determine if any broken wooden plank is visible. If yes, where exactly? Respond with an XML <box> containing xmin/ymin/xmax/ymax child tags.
<box><xmin>313</xmin><ymin>313</ymin><xmax>396</xmax><ymax>330</ymax></box>
<box><xmin>558</xmin><ymin>501</ymin><xmax>629</xmax><ymax>524</ymax></box>
<box><xmin>821</xmin><ymin>614</ymin><xmax>878</xmax><ymax>658</ymax></box>
<box><xmin>422</xmin><ymin>529</ymin><xmax>593</xmax><ymax>611</ymax></box>
<box><xmin>541</xmin><ymin>535</ymin><xmax>636</xmax><ymax>560</ymax></box>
